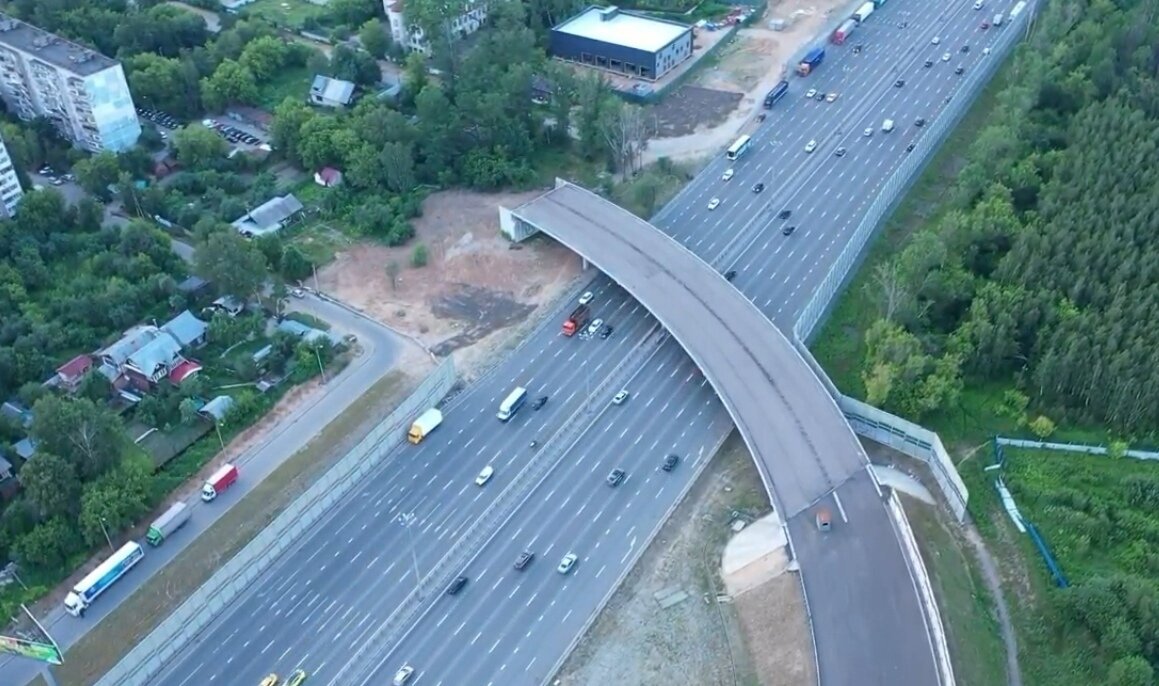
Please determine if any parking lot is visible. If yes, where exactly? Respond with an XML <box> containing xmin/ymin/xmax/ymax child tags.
<box><xmin>137</xmin><ymin>106</ymin><xmax>268</xmax><ymax>149</ymax></box>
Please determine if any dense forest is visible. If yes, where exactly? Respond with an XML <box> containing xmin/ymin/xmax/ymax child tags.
<box><xmin>857</xmin><ymin>0</ymin><xmax>1159</xmax><ymax>434</ymax></box>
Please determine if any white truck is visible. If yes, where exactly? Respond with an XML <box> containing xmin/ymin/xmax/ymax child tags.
<box><xmin>852</xmin><ymin>1</ymin><xmax>875</xmax><ymax>22</ymax></box>
<box><xmin>408</xmin><ymin>408</ymin><xmax>443</xmax><ymax>444</ymax></box>
<box><xmin>882</xmin><ymin>119</ymin><xmax>895</xmax><ymax>132</ymax></box>
<box><xmin>992</xmin><ymin>12</ymin><xmax>1004</xmax><ymax>25</ymax></box>
<box><xmin>146</xmin><ymin>501</ymin><xmax>192</xmax><ymax>546</ymax></box>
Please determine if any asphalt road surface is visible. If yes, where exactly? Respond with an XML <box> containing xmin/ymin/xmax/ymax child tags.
<box><xmin>140</xmin><ymin>0</ymin><xmax>1014</xmax><ymax>684</ymax></box>
<box><xmin>2</xmin><ymin>296</ymin><xmax>402</xmax><ymax>686</ymax></box>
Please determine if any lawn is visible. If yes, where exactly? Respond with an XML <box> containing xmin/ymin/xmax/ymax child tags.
<box><xmin>51</xmin><ymin>370</ymin><xmax>415</xmax><ymax>686</ymax></box>
<box><xmin>257</xmin><ymin>65</ymin><xmax>313</xmax><ymax>111</ymax></box>
<box><xmin>240</xmin><ymin>0</ymin><xmax>324</xmax><ymax>30</ymax></box>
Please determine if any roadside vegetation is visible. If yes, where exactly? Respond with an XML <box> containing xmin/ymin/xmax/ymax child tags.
<box><xmin>811</xmin><ymin>0</ymin><xmax>1159</xmax><ymax>684</ymax></box>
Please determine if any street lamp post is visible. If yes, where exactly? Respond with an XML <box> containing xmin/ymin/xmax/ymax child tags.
<box><xmin>98</xmin><ymin>517</ymin><xmax>114</xmax><ymax>551</ymax></box>
<box><xmin>397</xmin><ymin>513</ymin><xmax>422</xmax><ymax>599</ymax></box>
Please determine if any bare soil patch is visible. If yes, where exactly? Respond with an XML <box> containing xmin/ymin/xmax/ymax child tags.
<box><xmin>734</xmin><ymin>573</ymin><xmax>816</xmax><ymax>686</ymax></box>
<box><xmin>644</xmin><ymin>0</ymin><xmax>854</xmax><ymax>165</ymax></box>
<box><xmin>555</xmin><ymin>434</ymin><xmax>773</xmax><ymax>686</ymax></box>
<box><xmin>317</xmin><ymin>190</ymin><xmax>583</xmax><ymax>380</ymax></box>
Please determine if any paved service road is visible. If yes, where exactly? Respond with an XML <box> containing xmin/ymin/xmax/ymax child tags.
<box><xmin>3</xmin><ymin>295</ymin><xmax>402</xmax><ymax>686</ymax></box>
<box><xmin>137</xmin><ymin>0</ymin><xmax>1016</xmax><ymax>684</ymax></box>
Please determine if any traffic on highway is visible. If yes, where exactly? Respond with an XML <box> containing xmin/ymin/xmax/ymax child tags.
<box><xmin>141</xmin><ymin>0</ymin><xmax>1024</xmax><ymax>684</ymax></box>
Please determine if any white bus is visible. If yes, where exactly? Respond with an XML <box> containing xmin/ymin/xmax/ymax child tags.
<box><xmin>64</xmin><ymin>542</ymin><xmax>145</xmax><ymax>617</ymax></box>
<box><xmin>726</xmin><ymin>135</ymin><xmax>752</xmax><ymax>161</ymax></box>
<box><xmin>497</xmin><ymin>387</ymin><xmax>528</xmax><ymax>421</ymax></box>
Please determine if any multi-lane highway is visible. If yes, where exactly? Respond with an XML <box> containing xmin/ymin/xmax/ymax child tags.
<box><xmin>142</xmin><ymin>0</ymin><xmax>1016</xmax><ymax>684</ymax></box>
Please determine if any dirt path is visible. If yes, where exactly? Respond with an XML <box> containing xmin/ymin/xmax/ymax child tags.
<box><xmin>317</xmin><ymin>189</ymin><xmax>583</xmax><ymax>381</ymax></box>
<box><xmin>964</xmin><ymin>525</ymin><xmax>1023</xmax><ymax>686</ymax></box>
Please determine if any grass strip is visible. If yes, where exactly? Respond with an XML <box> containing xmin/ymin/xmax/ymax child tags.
<box><xmin>51</xmin><ymin>370</ymin><xmax>414</xmax><ymax>686</ymax></box>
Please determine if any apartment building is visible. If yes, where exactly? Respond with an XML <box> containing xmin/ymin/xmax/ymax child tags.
<box><xmin>0</xmin><ymin>133</ymin><xmax>23</xmax><ymax>218</ymax></box>
<box><xmin>383</xmin><ymin>0</ymin><xmax>488</xmax><ymax>55</ymax></box>
<box><xmin>0</xmin><ymin>14</ymin><xmax>140</xmax><ymax>153</ymax></box>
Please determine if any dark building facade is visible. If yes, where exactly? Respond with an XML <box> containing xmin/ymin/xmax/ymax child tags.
<box><xmin>550</xmin><ymin>6</ymin><xmax>693</xmax><ymax>81</ymax></box>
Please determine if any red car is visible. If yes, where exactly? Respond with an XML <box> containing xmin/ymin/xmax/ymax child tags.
<box><xmin>980</xmin><ymin>20</ymin><xmax>990</xmax><ymax>29</ymax></box>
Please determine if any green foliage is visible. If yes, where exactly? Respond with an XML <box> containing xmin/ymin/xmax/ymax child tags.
<box><xmin>1028</xmin><ymin>415</ymin><xmax>1056</xmax><ymax>439</ymax></box>
<box><xmin>1004</xmin><ymin>449</ymin><xmax>1159</xmax><ymax>685</ymax></box>
<box><xmin>31</xmin><ymin>396</ymin><xmax>129</xmax><ymax>481</ymax></box>
<box><xmin>410</xmin><ymin>243</ymin><xmax>429</xmax><ymax>268</ymax></box>
<box><xmin>78</xmin><ymin>454</ymin><xmax>154</xmax><ymax>548</ymax></box>
<box><xmin>12</xmin><ymin>516</ymin><xmax>82</xmax><ymax>571</ymax></box>
<box><xmin>172</xmin><ymin>124</ymin><xmax>229</xmax><ymax>171</ymax></box>
<box><xmin>194</xmin><ymin>229</ymin><xmax>269</xmax><ymax>300</ymax></box>
<box><xmin>358</xmin><ymin>19</ymin><xmax>391</xmax><ymax>59</ymax></box>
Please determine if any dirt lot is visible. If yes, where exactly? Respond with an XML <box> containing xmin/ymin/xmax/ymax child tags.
<box><xmin>317</xmin><ymin>189</ymin><xmax>584</xmax><ymax>381</ymax></box>
<box><xmin>644</xmin><ymin>0</ymin><xmax>855</xmax><ymax>165</ymax></box>
<box><xmin>556</xmin><ymin>434</ymin><xmax>815</xmax><ymax>686</ymax></box>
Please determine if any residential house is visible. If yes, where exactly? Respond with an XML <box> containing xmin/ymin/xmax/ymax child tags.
<box><xmin>309</xmin><ymin>75</ymin><xmax>356</xmax><ymax>108</ymax></box>
<box><xmin>199</xmin><ymin>395</ymin><xmax>235</xmax><ymax>423</ymax></box>
<box><xmin>384</xmin><ymin>0</ymin><xmax>488</xmax><ymax>55</ymax></box>
<box><xmin>0</xmin><ymin>400</ymin><xmax>32</xmax><ymax>428</ymax></box>
<box><xmin>54</xmin><ymin>354</ymin><xmax>93</xmax><ymax>392</ymax></box>
<box><xmin>177</xmin><ymin>275</ymin><xmax>211</xmax><ymax>296</ymax></box>
<box><xmin>314</xmin><ymin>167</ymin><xmax>344</xmax><ymax>187</ymax></box>
<box><xmin>210</xmin><ymin>295</ymin><xmax>245</xmax><ymax>317</ymax></box>
<box><xmin>12</xmin><ymin>437</ymin><xmax>34</xmax><ymax>460</ymax></box>
<box><xmin>0</xmin><ymin>455</ymin><xmax>11</xmax><ymax>480</ymax></box>
<box><xmin>162</xmin><ymin>310</ymin><xmax>208</xmax><ymax>348</ymax></box>
<box><xmin>231</xmin><ymin>194</ymin><xmax>304</xmax><ymax>238</ymax></box>
<box><xmin>277</xmin><ymin>319</ymin><xmax>340</xmax><ymax>347</ymax></box>
<box><xmin>97</xmin><ymin>311</ymin><xmax>208</xmax><ymax>392</ymax></box>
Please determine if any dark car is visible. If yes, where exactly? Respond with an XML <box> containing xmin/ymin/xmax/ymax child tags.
<box><xmin>924</xmin><ymin>59</ymin><xmax>934</xmax><ymax>68</ymax></box>
<box><xmin>446</xmin><ymin>576</ymin><xmax>468</xmax><ymax>595</ymax></box>
<box><xmin>906</xmin><ymin>143</ymin><xmax>915</xmax><ymax>153</ymax></box>
<box><xmin>778</xmin><ymin>209</ymin><xmax>792</xmax><ymax>220</ymax></box>
<box><xmin>661</xmin><ymin>454</ymin><xmax>680</xmax><ymax>472</ymax></box>
<box><xmin>954</xmin><ymin>66</ymin><xmax>965</xmax><ymax>75</ymax></box>
<box><xmin>834</xmin><ymin>147</ymin><xmax>847</xmax><ymax>157</ymax></box>
<box><xmin>532</xmin><ymin>395</ymin><xmax>548</xmax><ymax>410</ymax></box>
<box><xmin>606</xmin><ymin>468</ymin><xmax>626</xmax><ymax>487</ymax></box>
<box><xmin>752</xmin><ymin>182</ymin><xmax>765</xmax><ymax>193</ymax></box>
<box><xmin>960</xmin><ymin>44</ymin><xmax>970</xmax><ymax>53</ymax></box>
<box><xmin>724</xmin><ymin>270</ymin><xmax>737</xmax><ymax>281</ymax></box>
<box><xmin>814</xmin><ymin>91</ymin><xmax>825</xmax><ymax>101</ymax></box>
<box><xmin>514</xmin><ymin>551</ymin><xmax>535</xmax><ymax>570</ymax></box>
<box><xmin>599</xmin><ymin>324</ymin><xmax>613</xmax><ymax>339</ymax></box>
<box><xmin>915</xmin><ymin>118</ymin><xmax>926</xmax><ymax>127</ymax></box>
<box><xmin>783</xmin><ymin>225</ymin><xmax>796</xmax><ymax>236</ymax></box>
<box><xmin>894</xmin><ymin>79</ymin><xmax>905</xmax><ymax>88</ymax></box>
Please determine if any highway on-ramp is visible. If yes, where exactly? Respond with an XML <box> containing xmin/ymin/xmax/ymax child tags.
<box><xmin>136</xmin><ymin>0</ymin><xmax>1017</xmax><ymax>684</ymax></box>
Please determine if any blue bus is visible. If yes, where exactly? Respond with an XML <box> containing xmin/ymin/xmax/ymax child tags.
<box><xmin>497</xmin><ymin>387</ymin><xmax>528</xmax><ymax>421</ymax></box>
<box><xmin>763</xmin><ymin>80</ymin><xmax>789</xmax><ymax>108</ymax></box>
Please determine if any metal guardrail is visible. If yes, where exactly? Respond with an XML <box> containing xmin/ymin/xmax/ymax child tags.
<box><xmin>334</xmin><ymin>327</ymin><xmax>671</xmax><ymax>686</ymax></box>
<box><xmin>95</xmin><ymin>358</ymin><xmax>457</xmax><ymax>686</ymax></box>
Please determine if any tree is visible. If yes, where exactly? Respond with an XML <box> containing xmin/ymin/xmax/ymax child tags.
<box><xmin>411</xmin><ymin>243</ymin><xmax>429</xmax><ymax>268</ymax></box>
<box><xmin>18</xmin><ymin>452</ymin><xmax>81</xmax><ymax>519</ymax></box>
<box><xmin>1028</xmin><ymin>415</ymin><xmax>1056</xmax><ymax>438</ymax></box>
<box><xmin>73</xmin><ymin>152</ymin><xmax>122</xmax><ymax>200</ymax></box>
<box><xmin>330</xmin><ymin>45</ymin><xmax>381</xmax><ymax>87</ymax></box>
<box><xmin>239</xmin><ymin>36</ymin><xmax>289</xmax><ymax>82</ymax></box>
<box><xmin>385</xmin><ymin>261</ymin><xmax>400</xmax><ymax>291</ymax></box>
<box><xmin>172</xmin><ymin>124</ymin><xmax>229</xmax><ymax>170</ymax></box>
<box><xmin>201</xmin><ymin>60</ymin><xmax>259</xmax><ymax>111</ymax></box>
<box><xmin>359</xmin><ymin>19</ymin><xmax>390</xmax><ymax>59</ymax></box>
<box><xmin>78</xmin><ymin>454</ymin><xmax>153</xmax><ymax>547</ymax></box>
<box><xmin>1106</xmin><ymin>656</ymin><xmax>1153</xmax><ymax>686</ymax></box>
<box><xmin>30</xmin><ymin>396</ymin><xmax>127</xmax><ymax>481</ymax></box>
<box><xmin>13</xmin><ymin>517</ymin><xmax>82</xmax><ymax>571</ymax></box>
<box><xmin>195</xmin><ymin>230</ymin><xmax>268</xmax><ymax>300</ymax></box>
<box><xmin>270</xmin><ymin>98</ymin><xmax>316</xmax><ymax>166</ymax></box>
<box><xmin>402</xmin><ymin>51</ymin><xmax>429</xmax><ymax>103</ymax></box>
<box><xmin>599</xmin><ymin>101</ymin><xmax>648</xmax><ymax>177</ymax></box>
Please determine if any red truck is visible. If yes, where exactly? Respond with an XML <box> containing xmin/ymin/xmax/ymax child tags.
<box><xmin>201</xmin><ymin>463</ymin><xmax>239</xmax><ymax>502</ymax></box>
<box><xmin>562</xmin><ymin>304</ymin><xmax>591</xmax><ymax>337</ymax></box>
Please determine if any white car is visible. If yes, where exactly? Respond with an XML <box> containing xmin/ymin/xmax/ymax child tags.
<box><xmin>931</xmin><ymin>36</ymin><xmax>940</xmax><ymax>45</ymax></box>
<box><xmin>707</xmin><ymin>197</ymin><xmax>721</xmax><ymax>210</ymax></box>
<box><xmin>983</xmin><ymin>47</ymin><xmax>991</xmax><ymax>55</ymax></box>
<box><xmin>557</xmin><ymin>553</ymin><xmax>578</xmax><ymax>574</ymax></box>
<box><xmin>825</xmin><ymin>92</ymin><xmax>839</xmax><ymax>103</ymax></box>
<box><xmin>722</xmin><ymin>168</ymin><xmax>734</xmax><ymax>181</ymax></box>
<box><xmin>578</xmin><ymin>291</ymin><xmax>594</xmax><ymax>305</ymax></box>
<box><xmin>290</xmin><ymin>287</ymin><xmax>305</xmax><ymax>298</ymax></box>
<box><xmin>863</xmin><ymin>127</ymin><xmax>873</xmax><ymax>137</ymax></box>
<box><xmin>612</xmin><ymin>390</ymin><xmax>630</xmax><ymax>405</ymax></box>
<box><xmin>586</xmin><ymin>318</ymin><xmax>604</xmax><ymax>336</ymax></box>
<box><xmin>475</xmin><ymin>465</ymin><xmax>494</xmax><ymax>486</ymax></box>
<box><xmin>805</xmin><ymin>88</ymin><xmax>818</xmax><ymax>98</ymax></box>
<box><xmin>942</xmin><ymin>52</ymin><xmax>951</xmax><ymax>62</ymax></box>
<box><xmin>804</xmin><ymin>139</ymin><xmax>818</xmax><ymax>153</ymax></box>
<box><xmin>393</xmin><ymin>665</ymin><xmax>415</xmax><ymax>685</ymax></box>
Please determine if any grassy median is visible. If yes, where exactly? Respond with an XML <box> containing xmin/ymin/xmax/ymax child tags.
<box><xmin>51</xmin><ymin>370</ymin><xmax>415</xmax><ymax>686</ymax></box>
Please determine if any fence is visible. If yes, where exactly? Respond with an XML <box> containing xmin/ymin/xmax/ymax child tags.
<box><xmin>94</xmin><ymin>357</ymin><xmax>457</xmax><ymax>686</ymax></box>
<box><xmin>987</xmin><ymin>440</ymin><xmax>1069</xmax><ymax>588</ymax></box>
<box><xmin>332</xmin><ymin>327</ymin><xmax>671</xmax><ymax>686</ymax></box>
<box><xmin>995</xmin><ymin>436</ymin><xmax>1159</xmax><ymax>461</ymax></box>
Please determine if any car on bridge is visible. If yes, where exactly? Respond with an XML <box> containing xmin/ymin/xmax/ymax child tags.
<box><xmin>475</xmin><ymin>465</ymin><xmax>494</xmax><ymax>486</ymax></box>
<box><xmin>393</xmin><ymin>664</ymin><xmax>415</xmax><ymax>685</ymax></box>
<box><xmin>722</xmin><ymin>168</ymin><xmax>735</xmax><ymax>181</ymax></box>
<box><xmin>612</xmin><ymin>390</ymin><xmax>630</xmax><ymax>405</ymax></box>
<box><xmin>446</xmin><ymin>575</ymin><xmax>469</xmax><ymax>595</ymax></box>
<box><xmin>661</xmin><ymin>454</ymin><xmax>680</xmax><ymax>471</ymax></box>
<box><xmin>606</xmin><ymin>468</ymin><xmax>626</xmax><ymax>486</ymax></box>
<box><xmin>557</xmin><ymin>553</ymin><xmax>578</xmax><ymax>575</ymax></box>
<box><xmin>514</xmin><ymin>551</ymin><xmax>535</xmax><ymax>570</ymax></box>
<box><xmin>707</xmin><ymin>197</ymin><xmax>721</xmax><ymax>210</ymax></box>
<box><xmin>752</xmin><ymin>182</ymin><xmax>765</xmax><ymax>193</ymax></box>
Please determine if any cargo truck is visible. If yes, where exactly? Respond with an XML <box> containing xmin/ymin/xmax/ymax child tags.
<box><xmin>872</xmin><ymin>0</ymin><xmax>888</xmax><ymax>7</ymax></box>
<box><xmin>992</xmin><ymin>11</ymin><xmax>1004</xmax><ymax>25</ymax></box>
<box><xmin>796</xmin><ymin>47</ymin><xmax>825</xmax><ymax>76</ymax></box>
<box><xmin>852</xmin><ymin>1</ymin><xmax>875</xmax><ymax>22</ymax></box>
<box><xmin>201</xmin><ymin>463</ymin><xmax>239</xmax><ymax>502</ymax></box>
<box><xmin>763</xmin><ymin>80</ymin><xmax>789</xmax><ymax>108</ymax></box>
<box><xmin>408</xmin><ymin>408</ymin><xmax>443</xmax><ymax>444</ymax></box>
<box><xmin>64</xmin><ymin>542</ymin><xmax>145</xmax><ymax>617</ymax></box>
<box><xmin>146</xmin><ymin>501</ymin><xmax>191</xmax><ymax>546</ymax></box>
<box><xmin>831</xmin><ymin>19</ymin><xmax>856</xmax><ymax>44</ymax></box>
<box><xmin>562</xmin><ymin>304</ymin><xmax>591</xmax><ymax>336</ymax></box>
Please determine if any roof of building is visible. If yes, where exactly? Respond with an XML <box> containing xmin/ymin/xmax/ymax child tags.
<box><xmin>316</xmin><ymin>167</ymin><xmax>343</xmax><ymax>184</ymax></box>
<box><xmin>199</xmin><ymin>395</ymin><xmax>235</xmax><ymax>422</ymax></box>
<box><xmin>553</xmin><ymin>6</ymin><xmax>689</xmax><ymax>53</ymax></box>
<box><xmin>231</xmin><ymin>194</ymin><xmax>304</xmax><ymax>236</ymax></box>
<box><xmin>212</xmin><ymin>295</ymin><xmax>244</xmax><ymax>312</ymax></box>
<box><xmin>101</xmin><ymin>325</ymin><xmax>162</xmax><ymax>367</ymax></box>
<box><xmin>168</xmin><ymin>359</ymin><xmax>202</xmax><ymax>384</ymax></box>
<box><xmin>311</xmin><ymin>75</ymin><xmax>356</xmax><ymax>106</ymax></box>
<box><xmin>0</xmin><ymin>14</ymin><xmax>118</xmax><ymax>77</ymax></box>
<box><xmin>126</xmin><ymin>335</ymin><xmax>183</xmax><ymax>375</ymax></box>
<box><xmin>162</xmin><ymin>310</ymin><xmax>208</xmax><ymax>348</ymax></box>
<box><xmin>56</xmin><ymin>354</ymin><xmax>92</xmax><ymax>380</ymax></box>
<box><xmin>13</xmin><ymin>437</ymin><xmax>35</xmax><ymax>460</ymax></box>
<box><xmin>177</xmin><ymin>275</ymin><xmax>210</xmax><ymax>293</ymax></box>
<box><xmin>276</xmin><ymin>319</ymin><xmax>334</xmax><ymax>346</ymax></box>
<box><xmin>0</xmin><ymin>401</ymin><xmax>31</xmax><ymax>428</ymax></box>
<box><xmin>0</xmin><ymin>454</ymin><xmax>12</xmax><ymax>476</ymax></box>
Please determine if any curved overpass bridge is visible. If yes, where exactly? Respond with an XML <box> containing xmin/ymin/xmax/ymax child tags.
<box><xmin>505</xmin><ymin>180</ymin><xmax>943</xmax><ymax>686</ymax></box>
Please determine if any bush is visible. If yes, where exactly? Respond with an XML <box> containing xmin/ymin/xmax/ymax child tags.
<box><xmin>410</xmin><ymin>243</ymin><xmax>429</xmax><ymax>268</ymax></box>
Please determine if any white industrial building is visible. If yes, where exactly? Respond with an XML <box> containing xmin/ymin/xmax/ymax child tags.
<box><xmin>0</xmin><ymin>133</ymin><xmax>23</xmax><ymax>218</ymax></box>
<box><xmin>0</xmin><ymin>14</ymin><xmax>141</xmax><ymax>152</ymax></box>
<box><xmin>383</xmin><ymin>0</ymin><xmax>488</xmax><ymax>55</ymax></box>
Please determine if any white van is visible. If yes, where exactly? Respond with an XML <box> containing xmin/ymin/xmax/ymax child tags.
<box><xmin>882</xmin><ymin>119</ymin><xmax>895</xmax><ymax>133</ymax></box>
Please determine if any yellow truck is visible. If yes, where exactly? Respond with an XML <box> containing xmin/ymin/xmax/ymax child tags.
<box><xmin>408</xmin><ymin>408</ymin><xmax>443</xmax><ymax>444</ymax></box>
